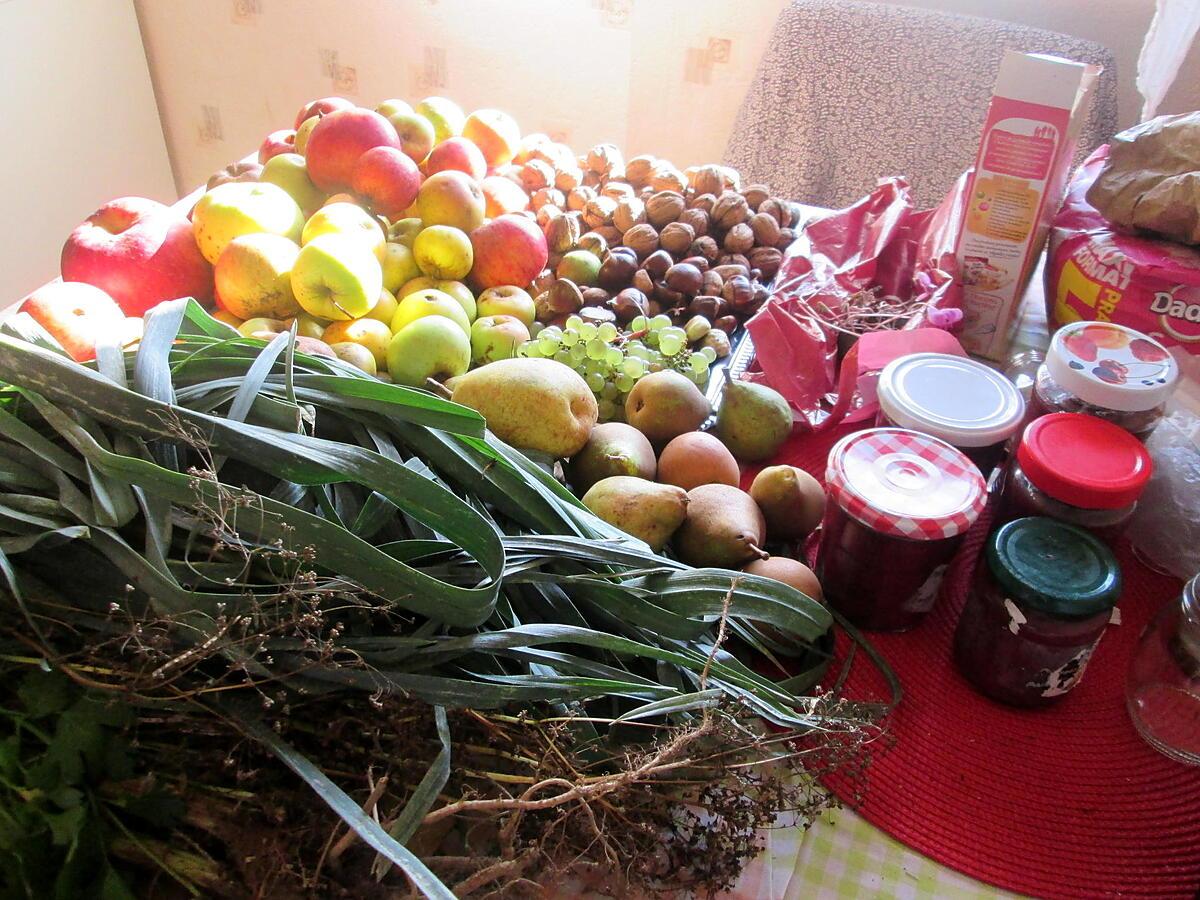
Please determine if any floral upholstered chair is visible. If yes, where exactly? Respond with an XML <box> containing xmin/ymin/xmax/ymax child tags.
<box><xmin>724</xmin><ymin>0</ymin><xmax>1119</xmax><ymax>208</ymax></box>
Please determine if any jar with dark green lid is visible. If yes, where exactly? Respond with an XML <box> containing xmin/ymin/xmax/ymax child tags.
<box><xmin>953</xmin><ymin>517</ymin><xmax>1122</xmax><ymax>708</ymax></box>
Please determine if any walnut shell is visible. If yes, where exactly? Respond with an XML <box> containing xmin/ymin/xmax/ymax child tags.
<box><xmin>601</xmin><ymin>181</ymin><xmax>634</xmax><ymax>202</ymax></box>
<box><xmin>625</xmin><ymin>155</ymin><xmax>657</xmax><ymax>187</ymax></box>
<box><xmin>691</xmin><ymin>165</ymin><xmax>725</xmax><ymax>197</ymax></box>
<box><xmin>758</xmin><ymin>198</ymin><xmax>788</xmax><ymax>227</ymax></box>
<box><xmin>554</xmin><ymin>166</ymin><xmax>583</xmax><ymax>192</ymax></box>
<box><xmin>719</xmin><ymin>166</ymin><xmax>742</xmax><ymax>192</ymax></box>
<box><xmin>586</xmin><ymin>143</ymin><xmax>623</xmax><ymax>175</ymax></box>
<box><xmin>545</xmin><ymin>214</ymin><xmax>581</xmax><ymax>254</ymax></box>
<box><xmin>612</xmin><ymin>196</ymin><xmax>647</xmax><ymax>233</ymax></box>
<box><xmin>776</xmin><ymin>227</ymin><xmax>796</xmax><ymax>251</ymax></box>
<box><xmin>622</xmin><ymin>223</ymin><xmax>660</xmax><ymax>259</ymax></box>
<box><xmin>690</xmin><ymin>235</ymin><xmax>720</xmax><ymax>262</ymax></box>
<box><xmin>583</xmin><ymin>196</ymin><xmax>618</xmax><ymax>230</ymax></box>
<box><xmin>711</xmin><ymin>192</ymin><xmax>751</xmax><ymax>230</ymax></box>
<box><xmin>582</xmin><ymin>170</ymin><xmax>602</xmax><ymax>189</ymax></box>
<box><xmin>646</xmin><ymin>191</ymin><xmax>685</xmax><ymax>228</ymax></box>
<box><xmin>659</xmin><ymin>221</ymin><xmax>695</xmax><ymax>257</ymax></box>
<box><xmin>649</xmin><ymin>167</ymin><xmax>687</xmax><ymax>193</ymax></box>
<box><xmin>578</xmin><ymin>232</ymin><xmax>609</xmax><ymax>258</ymax></box>
<box><xmin>536</xmin><ymin>204</ymin><xmax>563</xmax><ymax>228</ymax></box>
<box><xmin>703</xmin><ymin>328</ymin><xmax>732</xmax><ymax>357</ymax></box>
<box><xmin>689</xmin><ymin>193</ymin><xmax>717</xmax><ymax>213</ymax></box>
<box><xmin>519</xmin><ymin>160</ymin><xmax>554</xmax><ymax>193</ymax></box>
<box><xmin>748</xmin><ymin>246</ymin><xmax>783</xmax><ymax>281</ymax></box>
<box><xmin>723</xmin><ymin>222</ymin><xmax>755</xmax><ymax>254</ymax></box>
<box><xmin>567</xmin><ymin>186</ymin><xmax>596</xmax><ymax>212</ymax></box>
<box><xmin>593</xmin><ymin>225</ymin><xmax>624</xmax><ymax>246</ymax></box>
<box><xmin>742</xmin><ymin>184</ymin><xmax>770</xmax><ymax>211</ymax></box>
<box><xmin>530</xmin><ymin>187</ymin><xmax>565</xmax><ymax>212</ymax></box>
<box><xmin>678</xmin><ymin>207</ymin><xmax>709</xmax><ymax>237</ymax></box>
<box><xmin>749</xmin><ymin>212</ymin><xmax>782</xmax><ymax>247</ymax></box>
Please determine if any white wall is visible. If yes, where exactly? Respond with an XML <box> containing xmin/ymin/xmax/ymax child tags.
<box><xmin>0</xmin><ymin>0</ymin><xmax>176</xmax><ymax>305</ymax></box>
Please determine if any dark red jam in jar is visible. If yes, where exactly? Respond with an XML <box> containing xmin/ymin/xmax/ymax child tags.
<box><xmin>875</xmin><ymin>352</ymin><xmax>1025</xmax><ymax>473</ymax></box>
<box><xmin>1029</xmin><ymin>321</ymin><xmax>1178</xmax><ymax>441</ymax></box>
<box><xmin>1000</xmin><ymin>413</ymin><xmax>1152</xmax><ymax>544</ymax></box>
<box><xmin>954</xmin><ymin>517</ymin><xmax>1121</xmax><ymax>708</ymax></box>
<box><xmin>816</xmin><ymin>428</ymin><xmax>987</xmax><ymax>632</ymax></box>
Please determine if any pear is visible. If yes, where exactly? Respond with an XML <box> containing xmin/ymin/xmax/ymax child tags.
<box><xmin>714</xmin><ymin>372</ymin><xmax>793</xmax><ymax>462</ymax></box>
<box><xmin>749</xmin><ymin>465</ymin><xmax>825</xmax><ymax>542</ymax></box>
<box><xmin>657</xmin><ymin>431</ymin><xmax>740</xmax><ymax>491</ymax></box>
<box><xmin>568</xmin><ymin>422</ymin><xmax>656</xmax><ymax>493</ymax></box>
<box><xmin>582</xmin><ymin>476</ymin><xmax>688</xmax><ymax>551</ymax></box>
<box><xmin>673</xmin><ymin>484</ymin><xmax>767</xmax><ymax>568</ymax></box>
<box><xmin>742</xmin><ymin>556</ymin><xmax>823</xmax><ymax>602</ymax></box>
<box><xmin>625</xmin><ymin>370</ymin><xmax>711</xmax><ymax>446</ymax></box>
<box><xmin>450</xmin><ymin>357</ymin><xmax>597</xmax><ymax>458</ymax></box>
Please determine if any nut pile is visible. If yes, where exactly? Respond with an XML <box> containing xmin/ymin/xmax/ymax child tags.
<box><xmin>494</xmin><ymin>143</ymin><xmax>801</xmax><ymax>336</ymax></box>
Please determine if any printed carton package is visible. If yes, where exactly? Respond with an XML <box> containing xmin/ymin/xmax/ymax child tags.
<box><xmin>956</xmin><ymin>51</ymin><xmax>1100</xmax><ymax>360</ymax></box>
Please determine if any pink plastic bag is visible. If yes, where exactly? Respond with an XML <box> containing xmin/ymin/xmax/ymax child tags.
<box><xmin>744</xmin><ymin>175</ymin><xmax>969</xmax><ymax>429</ymax></box>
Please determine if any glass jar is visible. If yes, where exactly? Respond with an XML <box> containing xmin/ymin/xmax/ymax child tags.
<box><xmin>1029</xmin><ymin>321</ymin><xmax>1179</xmax><ymax>441</ymax></box>
<box><xmin>817</xmin><ymin>428</ymin><xmax>986</xmax><ymax>632</ymax></box>
<box><xmin>1000</xmin><ymin>413</ymin><xmax>1152</xmax><ymax>544</ymax></box>
<box><xmin>1126</xmin><ymin>574</ymin><xmax>1200</xmax><ymax>765</ymax></box>
<box><xmin>954</xmin><ymin>517</ymin><xmax>1121</xmax><ymax>708</ymax></box>
<box><xmin>875</xmin><ymin>352</ymin><xmax>1026</xmax><ymax>473</ymax></box>
<box><xmin>1003</xmin><ymin>349</ymin><xmax>1045</xmax><ymax>403</ymax></box>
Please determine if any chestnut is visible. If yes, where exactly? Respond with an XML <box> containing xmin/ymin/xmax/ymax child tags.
<box><xmin>642</xmin><ymin>249</ymin><xmax>673</xmax><ymax>280</ymax></box>
<box><xmin>664</xmin><ymin>263</ymin><xmax>703</xmax><ymax>296</ymax></box>
<box><xmin>608</xmin><ymin>287</ymin><xmax>648</xmax><ymax>323</ymax></box>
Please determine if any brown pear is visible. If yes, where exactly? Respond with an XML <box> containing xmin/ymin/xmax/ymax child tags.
<box><xmin>657</xmin><ymin>431</ymin><xmax>740</xmax><ymax>490</ymax></box>
<box><xmin>673</xmin><ymin>484</ymin><xmax>767</xmax><ymax>568</ymax></box>
<box><xmin>742</xmin><ymin>556</ymin><xmax>823</xmax><ymax>602</ymax></box>
<box><xmin>625</xmin><ymin>370</ymin><xmax>711</xmax><ymax>446</ymax></box>
<box><xmin>749</xmin><ymin>465</ymin><xmax>825</xmax><ymax>542</ymax></box>
<box><xmin>582</xmin><ymin>476</ymin><xmax>688</xmax><ymax>551</ymax></box>
<box><xmin>568</xmin><ymin>422</ymin><xmax>656</xmax><ymax>493</ymax></box>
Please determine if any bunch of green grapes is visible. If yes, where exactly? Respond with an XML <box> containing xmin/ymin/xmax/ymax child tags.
<box><xmin>519</xmin><ymin>314</ymin><xmax>718</xmax><ymax>421</ymax></box>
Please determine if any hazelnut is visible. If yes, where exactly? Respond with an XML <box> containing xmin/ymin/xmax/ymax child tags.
<box><xmin>555</xmin><ymin>166</ymin><xmax>583</xmax><ymax>192</ymax></box>
<box><xmin>742</xmin><ymin>184</ymin><xmax>770</xmax><ymax>211</ymax></box>
<box><xmin>711</xmin><ymin>191</ymin><xmax>751</xmax><ymax>229</ymax></box>
<box><xmin>691</xmin><ymin>165</ymin><xmax>724</xmax><ymax>197</ymax></box>
<box><xmin>713</xmin><ymin>263</ymin><xmax>749</xmax><ymax>282</ymax></box>
<box><xmin>722</xmin><ymin>274</ymin><xmax>754</xmax><ymax>311</ymax></box>
<box><xmin>545</xmin><ymin>214</ymin><xmax>581</xmax><ymax>254</ymax></box>
<box><xmin>609</xmin><ymin>287</ymin><xmax>648</xmax><ymax>323</ymax></box>
<box><xmin>586</xmin><ymin>143</ymin><xmax>623</xmax><ymax>175</ymax></box>
<box><xmin>593</xmin><ymin>225</ymin><xmax>624</xmax><ymax>246</ymax></box>
<box><xmin>714</xmin><ymin>315</ymin><xmax>739</xmax><ymax>335</ymax></box>
<box><xmin>612</xmin><ymin>197</ymin><xmax>647</xmax><ymax>233</ymax></box>
<box><xmin>536</xmin><ymin>278</ymin><xmax>584</xmax><ymax>319</ymax></box>
<box><xmin>749</xmin><ymin>212</ymin><xmax>782</xmax><ymax>247</ymax></box>
<box><xmin>582</xmin><ymin>196</ymin><xmax>618</xmax><ymax>230</ymax></box>
<box><xmin>748</xmin><ymin>246</ymin><xmax>783</xmax><ymax>281</ymax></box>
<box><xmin>581</xmin><ymin>286</ymin><xmax>611</xmax><ymax>307</ymax></box>
<box><xmin>701</xmin><ymin>269</ymin><xmax>724</xmax><ymax>296</ymax></box>
<box><xmin>567</xmin><ymin>186</ymin><xmax>596</xmax><ymax>212</ymax></box>
<box><xmin>776</xmin><ymin>227</ymin><xmax>796</xmax><ymax>251</ymax></box>
<box><xmin>758</xmin><ymin>198</ymin><xmax>788</xmax><ymax>227</ymax></box>
<box><xmin>690</xmin><ymin>235</ymin><xmax>720</xmax><ymax>262</ymax></box>
<box><xmin>598</xmin><ymin>251</ymin><xmax>638</xmax><ymax>290</ymax></box>
<box><xmin>625</xmin><ymin>155</ymin><xmax>657</xmax><ymax>187</ymax></box>
<box><xmin>679</xmin><ymin>207</ymin><xmax>709</xmax><ymax>236</ymax></box>
<box><xmin>579</xmin><ymin>306</ymin><xmax>617</xmax><ymax>326</ymax></box>
<box><xmin>646</xmin><ymin>191</ymin><xmax>686</xmax><ymax>228</ymax></box>
<box><xmin>689</xmin><ymin>193</ymin><xmax>717</xmax><ymax>213</ymax></box>
<box><xmin>532</xmin><ymin>269</ymin><xmax>557</xmax><ymax>294</ymax></box>
<box><xmin>632</xmin><ymin>268</ymin><xmax>655</xmax><ymax>295</ymax></box>
<box><xmin>702</xmin><ymin>329</ymin><xmax>732</xmax><ymax>357</ymax></box>
<box><xmin>536</xmin><ymin>204</ymin><xmax>563</xmax><ymax>228</ymax></box>
<box><xmin>665</xmin><ymin>262</ymin><xmax>703</xmax><ymax>295</ymax></box>
<box><xmin>659</xmin><ymin>221</ymin><xmax>695</xmax><ymax>257</ymax></box>
<box><xmin>601</xmin><ymin>181</ymin><xmax>635</xmax><ymax>201</ymax></box>
<box><xmin>688</xmin><ymin>294</ymin><xmax>721</xmax><ymax>319</ymax></box>
<box><xmin>679</xmin><ymin>255</ymin><xmax>710</xmax><ymax>272</ymax></box>
<box><xmin>622</xmin><ymin>223</ymin><xmax>660</xmax><ymax>259</ymax></box>
<box><xmin>723</xmin><ymin>222</ymin><xmax>755</xmax><ymax>254</ymax></box>
<box><xmin>650</xmin><ymin>167</ymin><xmax>687</xmax><ymax>193</ymax></box>
<box><xmin>643</xmin><ymin>249</ymin><xmax>674</xmax><ymax>280</ymax></box>
<box><xmin>530</xmin><ymin>187</ymin><xmax>565</xmax><ymax>212</ymax></box>
<box><xmin>519</xmin><ymin>160</ymin><xmax>554</xmax><ymax>193</ymax></box>
<box><xmin>578</xmin><ymin>232</ymin><xmax>609</xmax><ymax>258</ymax></box>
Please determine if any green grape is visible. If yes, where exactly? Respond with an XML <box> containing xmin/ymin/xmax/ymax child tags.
<box><xmin>661</xmin><ymin>325</ymin><xmax>686</xmax><ymax>342</ymax></box>
<box><xmin>658</xmin><ymin>332</ymin><xmax>684</xmax><ymax>356</ymax></box>
<box><xmin>578</xmin><ymin>322</ymin><xmax>598</xmax><ymax>340</ymax></box>
<box><xmin>615</xmin><ymin>373</ymin><xmax>636</xmax><ymax>392</ymax></box>
<box><xmin>684</xmin><ymin>315</ymin><xmax>711</xmax><ymax>343</ymax></box>
<box><xmin>555</xmin><ymin>349</ymin><xmax>572</xmax><ymax>365</ymax></box>
<box><xmin>585</xmin><ymin>372</ymin><xmax>605</xmax><ymax>393</ymax></box>
<box><xmin>597</xmin><ymin>398</ymin><xmax>616</xmax><ymax>420</ymax></box>
<box><xmin>604</xmin><ymin>346</ymin><xmax>623</xmax><ymax>367</ymax></box>
<box><xmin>621</xmin><ymin>356</ymin><xmax>645</xmax><ymax>378</ymax></box>
<box><xmin>689</xmin><ymin>352</ymin><xmax>709</xmax><ymax>375</ymax></box>
<box><xmin>600</xmin><ymin>382</ymin><xmax>620</xmax><ymax>401</ymax></box>
<box><xmin>520</xmin><ymin>340</ymin><xmax>541</xmax><ymax>358</ymax></box>
<box><xmin>609</xmin><ymin>401</ymin><xmax>626</xmax><ymax>422</ymax></box>
<box><xmin>569</xmin><ymin>342</ymin><xmax>587</xmax><ymax>362</ymax></box>
<box><xmin>565</xmin><ymin>314</ymin><xmax>583</xmax><ymax>331</ymax></box>
<box><xmin>689</xmin><ymin>369</ymin><xmax>708</xmax><ymax>385</ymax></box>
<box><xmin>649</xmin><ymin>314</ymin><xmax>671</xmax><ymax>331</ymax></box>
<box><xmin>585</xmin><ymin>338</ymin><xmax>607</xmax><ymax>360</ymax></box>
<box><xmin>584</xmin><ymin>359</ymin><xmax>606</xmax><ymax>377</ymax></box>
<box><xmin>560</xmin><ymin>329</ymin><xmax>579</xmax><ymax>347</ymax></box>
<box><xmin>529</xmin><ymin>321</ymin><xmax>544</xmax><ymax>339</ymax></box>
<box><xmin>597</xmin><ymin>321</ymin><xmax>619</xmax><ymax>343</ymax></box>
<box><xmin>630</xmin><ymin>315</ymin><xmax>649</xmax><ymax>332</ymax></box>
<box><xmin>644</xmin><ymin>331</ymin><xmax>660</xmax><ymax>347</ymax></box>
<box><xmin>537</xmin><ymin>333</ymin><xmax>561</xmax><ymax>355</ymax></box>
<box><xmin>700</xmin><ymin>345</ymin><xmax>718</xmax><ymax>363</ymax></box>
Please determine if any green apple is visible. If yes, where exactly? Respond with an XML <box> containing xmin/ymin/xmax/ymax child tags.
<box><xmin>476</xmin><ymin>285</ymin><xmax>536</xmax><ymax>327</ymax></box>
<box><xmin>388</xmin><ymin>217</ymin><xmax>423</xmax><ymax>248</ymax></box>
<box><xmin>391</xmin><ymin>288</ymin><xmax>471</xmax><ymax>336</ymax></box>
<box><xmin>302</xmin><ymin>201</ymin><xmax>386</xmax><ymax>261</ymax></box>
<box><xmin>290</xmin><ymin>234</ymin><xmax>383</xmax><ymax>321</ymax></box>
<box><xmin>431</xmin><ymin>280</ymin><xmax>476</xmax><ymax>321</ymax></box>
<box><xmin>291</xmin><ymin>312</ymin><xmax>328</xmax><ymax>339</ymax></box>
<box><xmin>238</xmin><ymin>316</ymin><xmax>289</xmax><ymax>338</ymax></box>
<box><xmin>375</xmin><ymin>98</ymin><xmax>413</xmax><ymax>119</ymax></box>
<box><xmin>386</xmin><ymin>111</ymin><xmax>435</xmax><ymax>163</ymax></box>
<box><xmin>556</xmin><ymin>250</ymin><xmax>601</xmax><ymax>286</ymax></box>
<box><xmin>192</xmin><ymin>181</ymin><xmax>304</xmax><ymax>265</ymax></box>
<box><xmin>381</xmin><ymin>242</ymin><xmax>420</xmax><ymax>293</ymax></box>
<box><xmin>294</xmin><ymin>115</ymin><xmax>320</xmax><ymax>155</ymax></box>
<box><xmin>331</xmin><ymin>341</ymin><xmax>377</xmax><ymax>376</ymax></box>
<box><xmin>470</xmin><ymin>314</ymin><xmax>530</xmax><ymax>365</ymax></box>
<box><xmin>260</xmin><ymin>153</ymin><xmax>326</xmax><ymax>216</ymax></box>
<box><xmin>387</xmin><ymin>315</ymin><xmax>471</xmax><ymax>386</ymax></box>
<box><xmin>365</xmin><ymin>288</ymin><xmax>398</xmax><ymax>328</ymax></box>
<box><xmin>413</xmin><ymin>224</ymin><xmax>473</xmax><ymax>281</ymax></box>
<box><xmin>416</xmin><ymin>96</ymin><xmax>466</xmax><ymax>143</ymax></box>
<box><xmin>321</xmin><ymin>317</ymin><xmax>392</xmax><ymax>370</ymax></box>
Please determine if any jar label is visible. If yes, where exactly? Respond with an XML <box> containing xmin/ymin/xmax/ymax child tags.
<box><xmin>1029</xmin><ymin>642</ymin><xmax>1097</xmax><ymax>698</ymax></box>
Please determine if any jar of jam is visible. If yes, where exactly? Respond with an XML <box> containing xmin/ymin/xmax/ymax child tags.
<box><xmin>876</xmin><ymin>352</ymin><xmax>1026</xmax><ymax>472</ymax></box>
<box><xmin>1029</xmin><ymin>321</ymin><xmax>1179</xmax><ymax>441</ymax></box>
<box><xmin>1001</xmin><ymin>413</ymin><xmax>1152</xmax><ymax>544</ymax></box>
<box><xmin>954</xmin><ymin>517</ymin><xmax>1121</xmax><ymax>708</ymax></box>
<box><xmin>817</xmin><ymin>428</ymin><xmax>986</xmax><ymax>632</ymax></box>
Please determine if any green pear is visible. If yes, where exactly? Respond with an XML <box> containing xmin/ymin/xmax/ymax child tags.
<box><xmin>568</xmin><ymin>422</ymin><xmax>656</xmax><ymax>493</ymax></box>
<box><xmin>450</xmin><ymin>357</ymin><xmax>598</xmax><ymax>458</ymax></box>
<box><xmin>714</xmin><ymin>372</ymin><xmax>793</xmax><ymax>462</ymax></box>
<box><xmin>749</xmin><ymin>465</ymin><xmax>825</xmax><ymax>542</ymax></box>
<box><xmin>582</xmin><ymin>476</ymin><xmax>688</xmax><ymax>551</ymax></box>
<box><xmin>673</xmin><ymin>484</ymin><xmax>767</xmax><ymax>568</ymax></box>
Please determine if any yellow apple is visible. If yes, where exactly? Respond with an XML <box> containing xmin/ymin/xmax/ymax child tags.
<box><xmin>461</xmin><ymin>109</ymin><xmax>521</xmax><ymax>168</ymax></box>
<box><xmin>192</xmin><ymin>181</ymin><xmax>304</xmax><ymax>265</ymax></box>
<box><xmin>392</xmin><ymin>288</ymin><xmax>471</xmax><ymax>336</ymax></box>
<box><xmin>212</xmin><ymin>309</ymin><xmax>244</xmax><ymax>329</ymax></box>
<box><xmin>388</xmin><ymin>217</ymin><xmax>423</xmax><ymax>248</ymax></box>
<box><xmin>398</xmin><ymin>276</ymin><xmax>437</xmax><ymax>299</ymax></box>
<box><xmin>214</xmin><ymin>233</ymin><xmax>302</xmax><ymax>320</ymax></box>
<box><xmin>260</xmin><ymin>153</ymin><xmax>326</xmax><ymax>216</ymax></box>
<box><xmin>476</xmin><ymin>285</ymin><xmax>536</xmax><ymax>327</ymax></box>
<box><xmin>302</xmin><ymin>202</ymin><xmax>386</xmax><ymax>262</ymax></box>
<box><xmin>430</xmin><ymin>280</ymin><xmax>476</xmax><ymax>321</ymax></box>
<box><xmin>470</xmin><ymin>314</ymin><xmax>530</xmax><ymax>365</ymax></box>
<box><xmin>365</xmin><ymin>288</ymin><xmax>398</xmax><ymax>328</ymax></box>
<box><xmin>386</xmin><ymin>315</ymin><xmax>471</xmax><ymax>386</ymax></box>
<box><xmin>413</xmin><ymin>225</ymin><xmax>473</xmax><ymax>281</ymax></box>
<box><xmin>238</xmin><ymin>316</ymin><xmax>289</xmax><ymax>338</ymax></box>
<box><xmin>290</xmin><ymin>234</ymin><xmax>382</xmax><ymax>321</ymax></box>
<box><xmin>415</xmin><ymin>171</ymin><xmax>485</xmax><ymax>232</ymax></box>
<box><xmin>290</xmin><ymin>312</ymin><xmax>329</xmax><ymax>339</ymax></box>
<box><xmin>294</xmin><ymin>115</ymin><xmax>320</xmax><ymax>155</ymax></box>
<box><xmin>381</xmin><ymin>241</ymin><xmax>420</xmax><ymax>292</ymax></box>
<box><xmin>331</xmin><ymin>342</ymin><xmax>378</xmax><ymax>375</ymax></box>
<box><xmin>321</xmin><ymin>317</ymin><xmax>391</xmax><ymax>369</ymax></box>
<box><xmin>375</xmin><ymin>98</ymin><xmax>413</xmax><ymax>119</ymax></box>
<box><xmin>415</xmin><ymin>96</ymin><xmax>466</xmax><ymax>143</ymax></box>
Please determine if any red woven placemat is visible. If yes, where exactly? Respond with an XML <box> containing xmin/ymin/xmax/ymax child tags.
<box><xmin>746</xmin><ymin>427</ymin><xmax>1200</xmax><ymax>900</ymax></box>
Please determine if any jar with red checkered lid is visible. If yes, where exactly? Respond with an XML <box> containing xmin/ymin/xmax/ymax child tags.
<box><xmin>817</xmin><ymin>428</ymin><xmax>987</xmax><ymax>632</ymax></box>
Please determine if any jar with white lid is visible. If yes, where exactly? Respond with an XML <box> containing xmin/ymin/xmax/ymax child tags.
<box><xmin>876</xmin><ymin>352</ymin><xmax>1026</xmax><ymax>472</ymax></box>
<box><xmin>1029</xmin><ymin>321</ymin><xmax>1179</xmax><ymax>441</ymax></box>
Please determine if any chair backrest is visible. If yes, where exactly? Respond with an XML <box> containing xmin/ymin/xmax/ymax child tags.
<box><xmin>724</xmin><ymin>0</ymin><xmax>1119</xmax><ymax>208</ymax></box>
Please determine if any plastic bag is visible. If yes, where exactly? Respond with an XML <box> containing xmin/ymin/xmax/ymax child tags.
<box><xmin>743</xmin><ymin>175</ymin><xmax>968</xmax><ymax>429</ymax></box>
<box><xmin>1129</xmin><ymin>409</ymin><xmax>1200</xmax><ymax>579</ymax></box>
<box><xmin>1086</xmin><ymin>112</ymin><xmax>1200</xmax><ymax>245</ymax></box>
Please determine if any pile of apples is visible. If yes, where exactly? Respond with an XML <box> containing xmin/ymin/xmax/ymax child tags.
<box><xmin>22</xmin><ymin>95</ymin><xmax>561</xmax><ymax>384</ymax></box>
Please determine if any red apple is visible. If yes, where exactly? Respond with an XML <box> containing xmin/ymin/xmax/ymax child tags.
<box><xmin>461</xmin><ymin>109</ymin><xmax>521</xmax><ymax>168</ymax></box>
<box><xmin>207</xmin><ymin>160</ymin><xmax>263</xmax><ymax>190</ymax></box>
<box><xmin>481</xmin><ymin>175</ymin><xmax>529</xmax><ymax>217</ymax></box>
<box><xmin>351</xmin><ymin>146</ymin><xmax>421</xmax><ymax>220</ymax></box>
<box><xmin>258</xmin><ymin>129</ymin><xmax>297</xmax><ymax>164</ymax></box>
<box><xmin>20</xmin><ymin>281</ymin><xmax>127</xmax><ymax>362</ymax></box>
<box><xmin>293</xmin><ymin>96</ymin><xmax>355</xmax><ymax>129</ymax></box>
<box><xmin>469</xmin><ymin>214</ymin><xmax>548</xmax><ymax>290</ymax></box>
<box><xmin>423</xmin><ymin>137</ymin><xmax>487</xmax><ymax>180</ymax></box>
<box><xmin>61</xmin><ymin>197</ymin><xmax>213</xmax><ymax>316</ymax></box>
<box><xmin>304</xmin><ymin>108</ymin><xmax>402</xmax><ymax>193</ymax></box>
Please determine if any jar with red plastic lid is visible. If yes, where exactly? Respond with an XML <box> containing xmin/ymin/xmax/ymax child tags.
<box><xmin>1000</xmin><ymin>413</ymin><xmax>1153</xmax><ymax>544</ymax></box>
<box><xmin>1028</xmin><ymin>321</ymin><xmax>1179</xmax><ymax>441</ymax></box>
<box><xmin>875</xmin><ymin>352</ymin><xmax>1026</xmax><ymax>473</ymax></box>
<box><xmin>816</xmin><ymin>428</ymin><xmax>987</xmax><ymax>632</ymax></box>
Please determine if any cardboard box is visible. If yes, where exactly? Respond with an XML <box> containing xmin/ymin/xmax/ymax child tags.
<box><xmin>957</xmin><ymin>51</ymin><xmax>1100</xmax><ymax>360</ymax></box>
